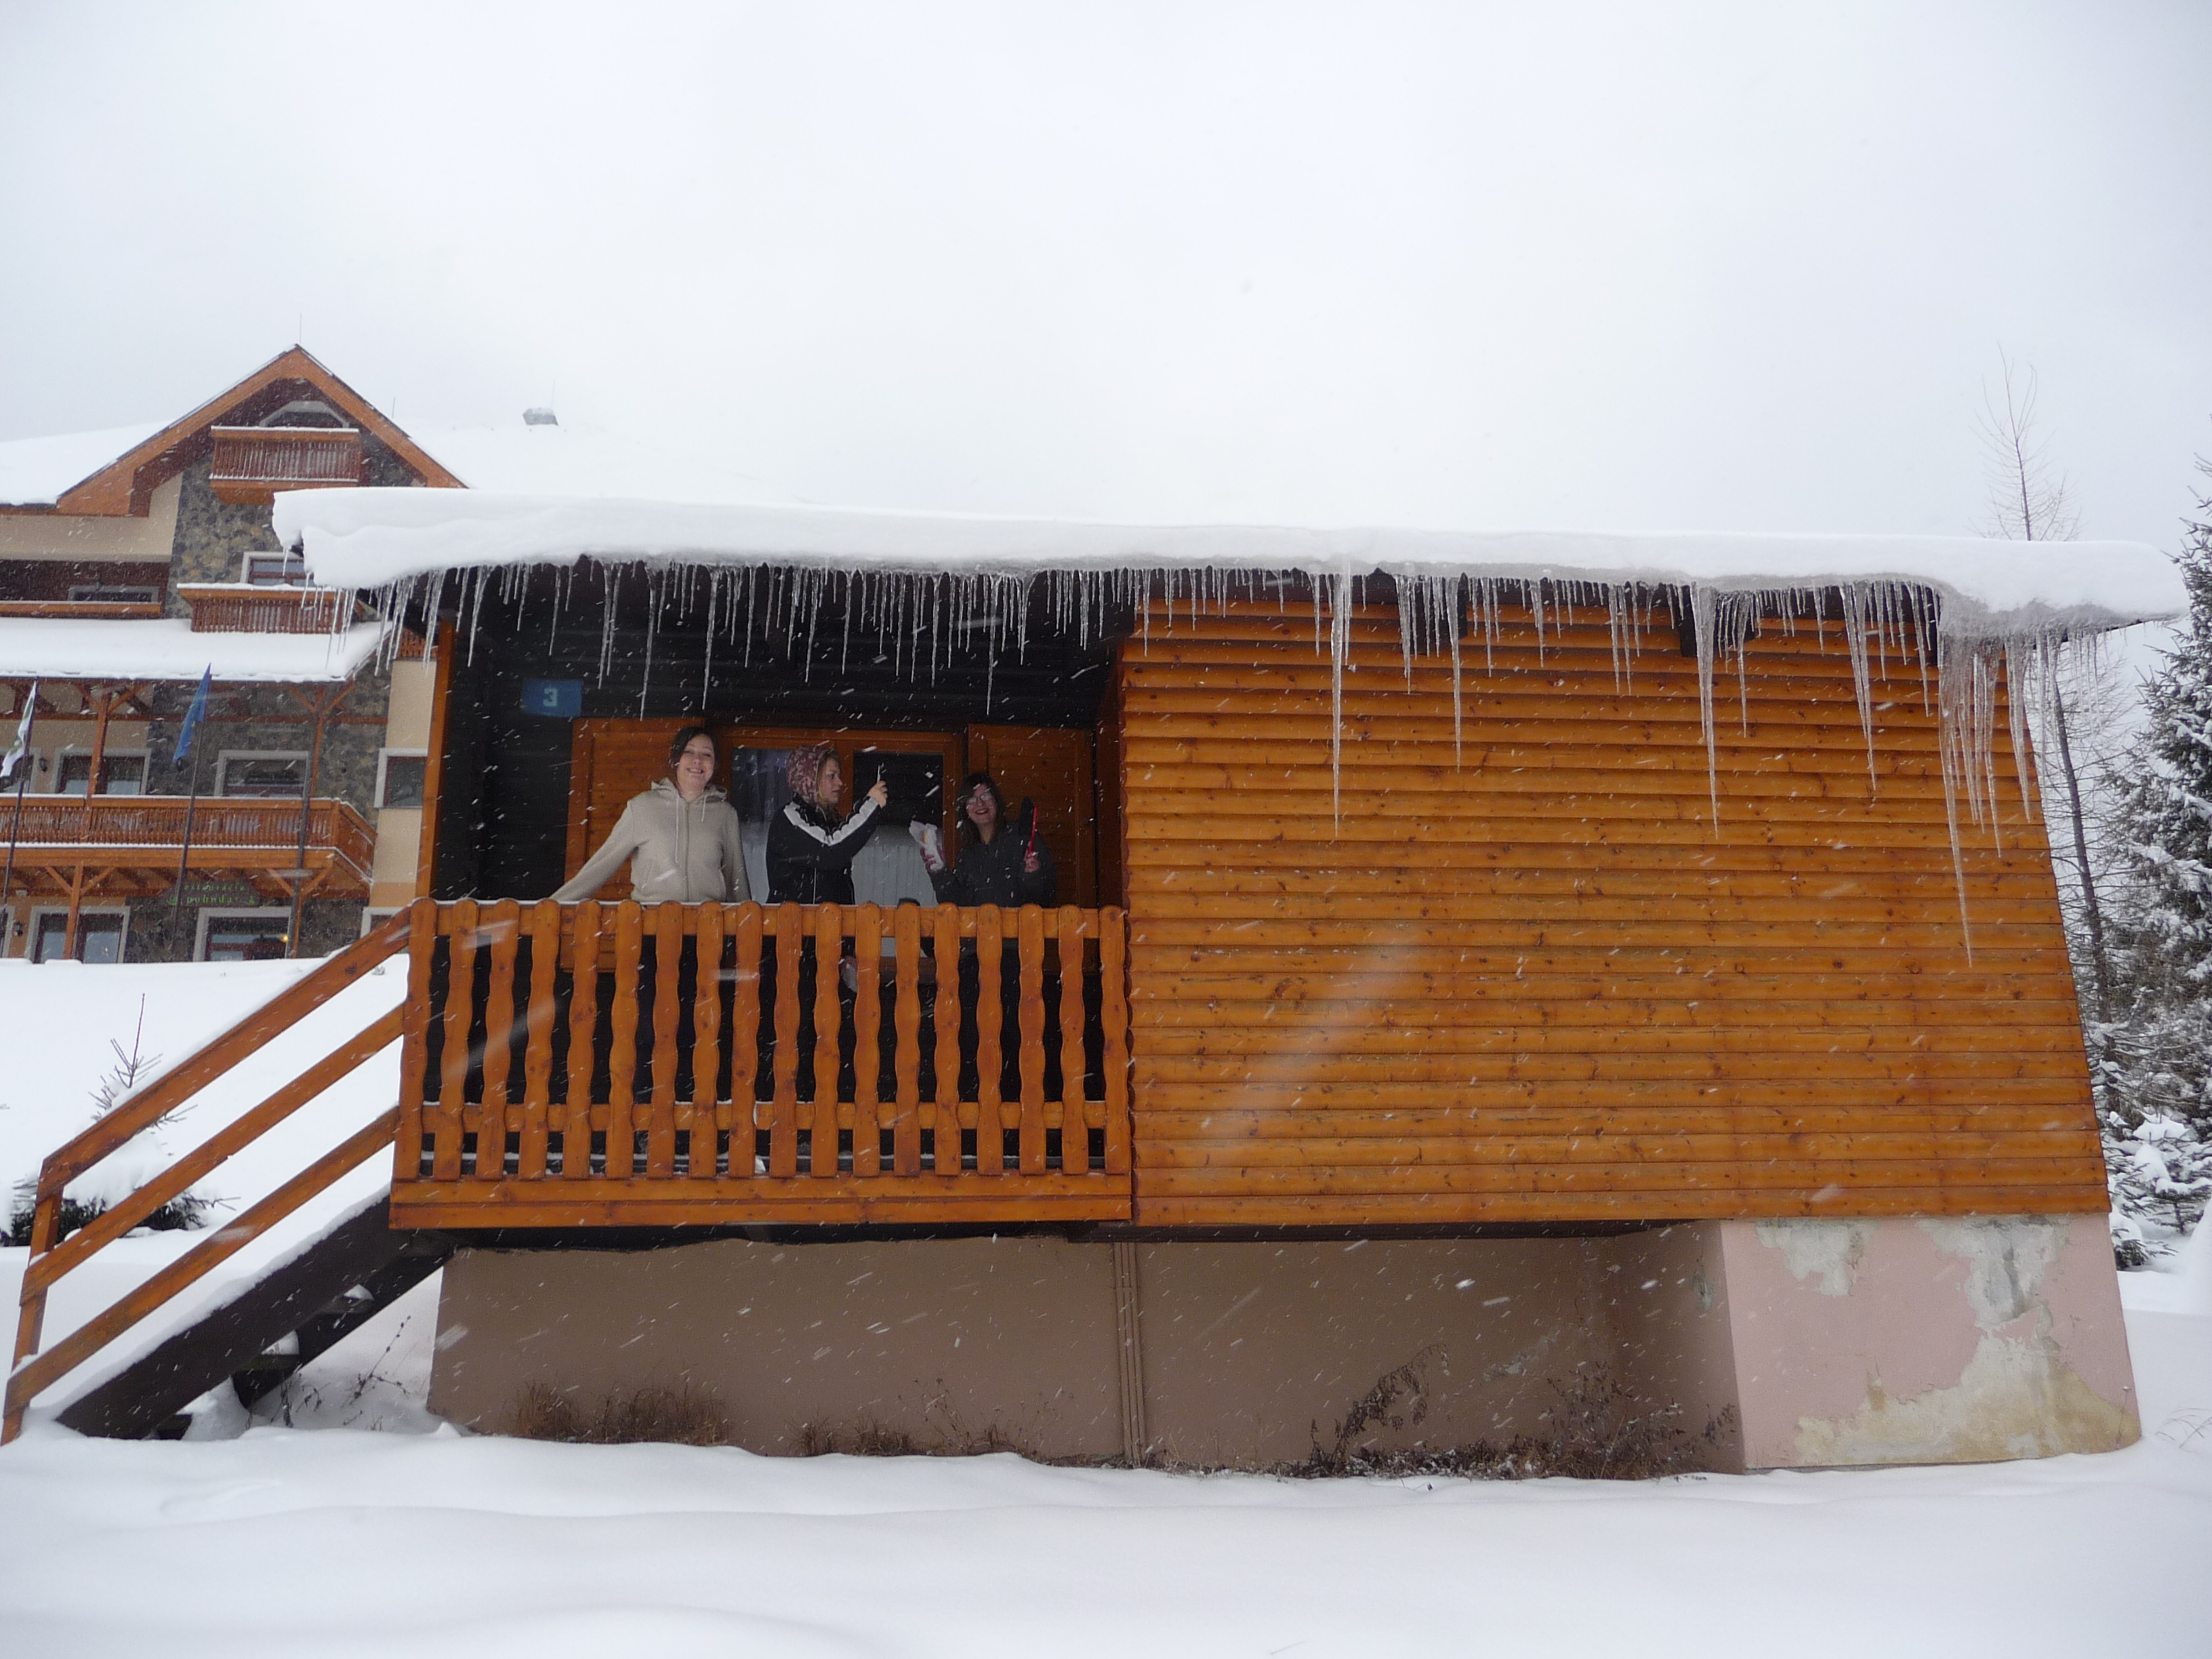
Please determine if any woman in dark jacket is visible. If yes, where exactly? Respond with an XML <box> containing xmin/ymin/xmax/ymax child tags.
<box><xmin>765</xmin><ymin>743</ymin><xmax>887</xmax><ymax>905</ymax></box>
<box><xmin>922</xmin><ymin>772</ymin><xmax>1056</xmax><ymax>908</ymax></box>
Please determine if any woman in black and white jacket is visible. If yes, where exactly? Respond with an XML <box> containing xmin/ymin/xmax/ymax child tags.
<box><xmin>765</xmin><ymin>743</ymin><xmax>887</xmax><ymax>905</ymax></box>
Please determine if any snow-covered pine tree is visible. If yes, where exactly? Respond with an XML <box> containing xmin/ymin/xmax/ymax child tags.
<box><xmin>2105</xmin><ymin>462</ymin><xmax>2212</xmax><ymax>1237</ymax></box>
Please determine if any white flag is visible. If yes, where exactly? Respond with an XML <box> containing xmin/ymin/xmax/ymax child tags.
<box><xmin>0</xmin><ymin>680</ymin><xmax>33</xmax><ymax>785</ymax></box>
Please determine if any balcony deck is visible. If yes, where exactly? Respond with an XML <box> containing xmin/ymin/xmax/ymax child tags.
<box><xmin>0</xmin><ymin>794</ymin><xmax>375</xmax><ymax>899</ymax></box>
<box><xmin>389</xmin><ymin>899</ymin><xmax>1133</xmax><ymax>1228</ymax></box>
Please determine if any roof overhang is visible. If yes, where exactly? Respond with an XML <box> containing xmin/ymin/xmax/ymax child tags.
<box><xmin>276</xmin><ymin>487</ymin><xmax>2186</xmax><ymax>642</ymax></box>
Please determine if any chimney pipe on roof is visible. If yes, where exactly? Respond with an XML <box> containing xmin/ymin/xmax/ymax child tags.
<box><xmin>523</xmin><ymin>407</ymin><xmax>558</xmax><ymax>427</ymax></box>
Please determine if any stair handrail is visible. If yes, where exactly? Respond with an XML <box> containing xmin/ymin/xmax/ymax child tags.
<box><xmin>4</xmin><ymin>905</ymin><xmax>416</xmax><ymax>1443</ymax></box>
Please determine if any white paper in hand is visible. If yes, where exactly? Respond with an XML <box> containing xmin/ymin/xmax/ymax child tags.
<box><xmin>908</xmin><ymin>820</ymin><xmax>945</xmax><ymax>871</ymax></box>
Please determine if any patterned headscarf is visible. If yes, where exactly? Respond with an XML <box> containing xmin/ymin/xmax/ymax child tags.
<box><xmin>785</xmin><ymin>743</ymin><xmax>840</xmax><ymax>817</ymax></box>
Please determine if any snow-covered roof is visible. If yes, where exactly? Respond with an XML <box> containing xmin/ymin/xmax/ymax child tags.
<box><xmin>0</xmin><ymin>424</ymin><xmax>167</xmax><ymax>507</ymax></box>
<box><xmin>276</xmin><ymin>487</ymin><xmax>2186</xmax><ymax>640</ymax></box>
<box><xmin>0</xmin><ymin>617</ymin><xmax>390</xmax><ymax>683</ymax></box>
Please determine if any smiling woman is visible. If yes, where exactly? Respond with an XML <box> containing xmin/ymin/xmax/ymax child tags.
<box><xmin>552</xmin><ymin>723</ymin><xmax>750</xmax><ymax>903</ymax></box>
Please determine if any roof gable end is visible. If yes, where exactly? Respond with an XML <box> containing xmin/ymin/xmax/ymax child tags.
<box><xmin>46</xmin><ymin>346</ymin><xmax>464</xmax><ymax>516</ymax></box>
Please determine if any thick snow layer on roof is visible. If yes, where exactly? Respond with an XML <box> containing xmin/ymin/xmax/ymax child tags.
<box><xmin>0</xmin><ymin>617</ymin><xmax>390</xmax><ymax>682</ymax></box>
<box><xmin>404</xmin><ymin>421</ymin><xmax>796</xmax><ymax>504</ymax></box>
<box><xmin>0</xmin><ymin>423</ymin><xmax>166</xmax><ymax>506</ymax></box>
<box><xmin>279</xmin><ymin>487</ymin><xmax>2186</xmax><ymax>638</ymax></box>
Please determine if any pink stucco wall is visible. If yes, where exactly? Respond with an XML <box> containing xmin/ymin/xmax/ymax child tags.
<box><xmin>1714</xmin><ymin>1214</ymin><xmax>2137</xmax><ymax>1468</ymax></box>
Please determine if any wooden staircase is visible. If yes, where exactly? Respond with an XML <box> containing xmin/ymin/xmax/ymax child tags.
<box><xmin>5</xmin><ymin>912</ymin><xmax>418</xmax><ymax>1442</ymax></box>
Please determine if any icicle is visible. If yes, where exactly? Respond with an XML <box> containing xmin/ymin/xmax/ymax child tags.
<box><xmin>1690</xmin><ymin>583</ymin><xmax>1720</xmax><ymax>830</ymax></box>
<box><xmin>1329</xmin><ymin>568</ymin><xmax>1351</xmax><ymax>832</ymax></box>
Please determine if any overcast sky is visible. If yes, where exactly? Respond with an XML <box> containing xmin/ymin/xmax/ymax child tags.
<box><xmin>2</xmin><ymin>1</ymin><xmax>2207</xmax><ymax>550</ymax></box>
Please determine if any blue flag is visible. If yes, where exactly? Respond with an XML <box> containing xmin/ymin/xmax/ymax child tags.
<box><xmin>175</xmin><ymin>667</ymin><xmax>211</xmax><ymax>765</ymax></box>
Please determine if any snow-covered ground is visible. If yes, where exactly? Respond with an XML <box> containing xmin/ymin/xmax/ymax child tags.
<box><xmin>0</xmin><ymin>1269</ymin><xmax>2203</xmax><ymax>1658</ymax></box>
<box><xmin>2</xmin><ymin>961</ymin><xmax>2209</xmax><ymax>1655</ymax></box>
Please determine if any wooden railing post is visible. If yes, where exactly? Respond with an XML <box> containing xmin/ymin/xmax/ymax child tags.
<box><xmin>1056</xmin><ymin>905</ymin><xmax>1086</xmax><ymax>1172</ymax></box>
<box><xmin>432</xmin><ymin>899</ymin><xmax>476</xmax><ymax>1181</ymax></box>
<box><xmin>518</xmin><ymin>899</ymin><xmax>560</xmax><ymax>1179</ymax></box>
<box><xmin>607</xmin><ymin>902</ymin><xmax>643</xmax><ymax>1179</ymax></box>
<box><xmin>563</xmin><ymin>902</ymin><xmax>602</xmax><ymax>1180</ymax></box>
<box><xmin>769</xmin><ymin>904</ymin><xmax>802</xmax><ymax>1177</ymax></box>
<box><xmin>476</xmin><ymin>899</ymin><xmax>522</xmax><ymax>1181</ymax></box>
<box><xmin>852</xmin><ymin>904</ymin><xmax>883</xmax><ymax>1177</ymax></box>
<box><xmin>975</xmin><ymin>905</ymin><xmax>1004</xmax><ymax>1175</ymax></box>
<box><xmin>893</xmin><ymin>905</ymin><xmax>922</xmax><ymax>1176</ymax></box>
<box><xmin>733</xmin><ymin>905</ymin><xmax>763</xmax><ymax>1177</ymax></box>
<box><xmin>691</xmin><ymin>902</ymin><xmax>724</xmax><ymax>1181</ymax></box>
<box><xmin>931</xmin><ymin>904</ymin><xmax>960</xmax><ymax>1173</ymax></box>
<box><xmin>646</xmin><ymin>901</ymin><xmax>683</xmax><ymax>1178</ymax></box>
<box><xmin>1017</xmin><ymin>905</ymin><xmax>1048</xmax><ymax>1175</ymax></box>
<box><xmin>811</xmin><ymin>904</ymin><xmax>842</xmax><ymax>1178</ymax></box>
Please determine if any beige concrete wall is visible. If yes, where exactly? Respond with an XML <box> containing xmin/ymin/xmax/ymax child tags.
<box><xmin>0</xmin><ymin>474</ymin><xmax>181</xmax><ymax>560</ymax></box>
<box><xmin>432</xmin><ymin>1237</ymin><xmax>1126</xmax><ymax>1458</ymax></box>
<box><xmin>428</xmin><ymin>1217</ymin><xmax>2137</xmax><ymax>1471</ymax></box>
<box><xmin>383</xmin><ymin>660</ymin><xmax>436</xmax><ymax>749</ymax></box>
<box><xmin>432</xmin><ymin>1233</ymin><xmax>1724</xmax><ymax>1465</ymax></box>
<box><xmin>1129</xmin><ymin>1238</ymin><xmax>1618</xmax><ymax>1465</ymax></box>
<box><xmin>1715</xmin><ymin>1214</ymin><xmax>2138</xmax><ymax>1467</ymax></box>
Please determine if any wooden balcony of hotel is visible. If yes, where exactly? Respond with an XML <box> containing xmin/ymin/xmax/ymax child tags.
<box><xmin>206</xmin><ymin>425</ymin><xmax>365</xmax><ymax>506</ymax></box>
<box><xmin>0</xmin><ymin>794</ymin><xmax>376</xmax><ymax>900</ymax></box>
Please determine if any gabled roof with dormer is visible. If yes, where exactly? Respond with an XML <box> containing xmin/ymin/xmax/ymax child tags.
<box><xmin>0</xmin><ymin>346</ymin><xmax>464</xmax><ymax>514</ymax></box>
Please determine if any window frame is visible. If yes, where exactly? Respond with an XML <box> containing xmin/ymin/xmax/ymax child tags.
<box><xmin>215</xmin><ymin>750</ymin><xmax>312</xmax><ymax>799</ymax></box>
<box><xmin>28</xmin><ymin>905</ymin><xmax>129</xmax><ymax>964</ymax></box>
<box><xmin>375</xmin><ymin>747</ymin><xmax>430</xmax><ymax>811</ymax></box>
<box><xmin>54</xmin><ymin>746</ymin><xmax>150</xmax><ymax>796</ymax></box>
<box><xmin>194</xmin><ymin>907</ymin><xmax>296</xmax><ymax>962</ymax></box>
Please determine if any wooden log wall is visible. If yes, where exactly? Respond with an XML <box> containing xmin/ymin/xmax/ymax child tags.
<box><xmin>1118</xmin><ymin>596</ymin><xmax>2106</xmax><ymax>1227</ymax></box>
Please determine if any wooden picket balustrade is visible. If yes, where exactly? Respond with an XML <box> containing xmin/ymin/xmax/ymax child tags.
<box><xmin>0</xmin><ymin>794</ymin><xmax>375</xmax><ymax>892</ymax></box>
<box><xmin>4</xmin><ymin>912</ymin><xmax>412</xmax><ymax>1443</ymax></box>
<box><xmin>207</xmin><ymin>425</ymin><xmax>365</xmax><ymax>504</ymax></box>
<box><xmin>389</xmin><ymin>898</ymin><xmax>1134</xmax><ymax>1227</ymax></box>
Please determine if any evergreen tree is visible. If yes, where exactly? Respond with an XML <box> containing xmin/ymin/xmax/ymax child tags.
<box><xmin>2105</xmin><ymin>464</ymin><xmax>2212</xmax><ymax>1235</ymax></box>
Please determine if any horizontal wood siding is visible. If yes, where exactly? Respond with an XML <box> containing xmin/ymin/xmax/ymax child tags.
<box><xmin>1119</xmin><ymin>598</ymin><xmax>2104</xmax><ymax>1227</ymax></box>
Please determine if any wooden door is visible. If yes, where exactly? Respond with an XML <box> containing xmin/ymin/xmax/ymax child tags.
<box><xmin>963</xmin><ymin>725</ymin><xmax>1098</xmax><ymax>907</ymax></box>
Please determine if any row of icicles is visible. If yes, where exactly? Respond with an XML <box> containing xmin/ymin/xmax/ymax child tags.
<box><xmin>348</xmin><ymin>560</ymin><xmax>2083</xmax><ymax>955</ymax></box>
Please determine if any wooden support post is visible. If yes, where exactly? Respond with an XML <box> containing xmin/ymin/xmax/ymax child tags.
<box><xmin>770</xmin><ymin>904</ymin><xmax>801</xmax><ymax>1177</ymax></box>
<box><xmin>975</xmin><ymin>904</ymin><xmax>1004</xmax><ymax>1174</ymax></box>
<box><xmin>811</xmin><ymin>903</ymin><xmax>842</xmax><ymax>1177</ymax></box>
<box><xmin>853</xmin><ymin>903</ymin><xmax>882</xmax><ymax>1176</ymax></box>
<box><xmin>691</xmin><ymin>901</ymin><xmax>724</xmax><ymax>1181</ymax></box>
<box><xmin>563</xmin><ymin>903</ymin><xmax>602</xmax><ymax>1180</ymax></box>
<box><xmin>1017</xmin><ymin>905</ymin><xmax>1047</xmax><ymax>1174</ymax></box>
<box><xmin>732</xmin><ymin>904</ymin><xmax>763</xmax><ymax>1177</ymax></box>
<box><xmin>893</xmin><ymin>904</ymin><xmax>922</xmax><ymax>1176</ymax></box>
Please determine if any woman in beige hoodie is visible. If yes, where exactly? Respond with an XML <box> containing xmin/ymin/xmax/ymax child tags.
<box><xmin>553</xmin><ymin>725</ymin><xmax>751</xmax><ymax>903</ymax></box>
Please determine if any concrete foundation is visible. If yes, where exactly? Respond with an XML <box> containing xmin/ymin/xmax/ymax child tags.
<box><xmin>428</xmin><ymin>1214</ymin><xmax>2137</xmax><ymax>1470</ymax></box>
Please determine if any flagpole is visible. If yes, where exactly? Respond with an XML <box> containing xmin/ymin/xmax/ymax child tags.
<box><xmin>171</xmin><ymin>746</ymin><xmax>202</xmax><ymax>922</ymax></box>
<box><xmin>1</xmin><ymin>679</ymin><xmax>36</xmax><ymax>959</ymax></box>
<box><xmin>170</xmin><ymin>667</ymin><xmax>212</xmax><ymax>933</ymax></box>
<box><xmin>0</xmin><ymin>763</ymin><xmax>29</xmax><ymax>959</ymax></box>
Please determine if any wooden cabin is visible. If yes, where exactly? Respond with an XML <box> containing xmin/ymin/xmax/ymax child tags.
<box><xmin>9</xmin><ymin>497</ymin><xmax>2170</xmax><ymax>1471</ymax></box>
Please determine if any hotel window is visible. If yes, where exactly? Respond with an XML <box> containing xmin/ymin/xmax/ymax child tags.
<box><xmin>57</xmin><ymin>751</ymin><xmax>148</xmax><ymax>796</ymax></box>
<box><xmin>216</xmin><ymin>752</ymin><xmax>309</xmax><ymax>798</ymax></box>
<box><xmin>375</xmin><ymin>750</ymin><xmax>428</xmax><ymax>809</ymax></box>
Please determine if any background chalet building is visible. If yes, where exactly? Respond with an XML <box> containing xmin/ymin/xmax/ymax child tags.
<box><xmin>3</xmin><ymin>353</ymin><xmax>2179</xmax><ymax>1473</ymax></box>
<box><xmin>0</xmin><ymin>350</ymin><xmax>460</xmax><ymax>964</ymax></box>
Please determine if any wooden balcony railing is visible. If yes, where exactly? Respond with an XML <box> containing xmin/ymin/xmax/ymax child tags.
<box><xmin>176</xmin><ymin>583</ymin><xmax>351</xmax><ymax>634</ymax></box>
<box><xmin>390</xmin><ymin>899</ymin><xmax>1133</xmax><ymax>1227</ymax></box>
<box><xmin>1</xmin><ymin>795</ymin><xmax>375</xmax><ymax>893</ymax></box>
<box><xmin>208</xmin><ymin>426</ymin><xmax>365</xmax><ymax>504</ymax></box>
